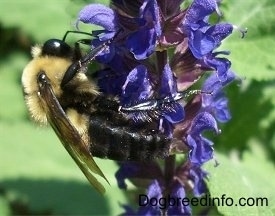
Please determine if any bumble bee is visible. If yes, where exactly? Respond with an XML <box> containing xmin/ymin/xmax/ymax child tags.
<box><xmin>22</xmin><ymin>31</ymin><xmax>191</xmax><ymax>194</ymax></box>
<box><xmin>22</xmin><ymin>31</ymin><xmax>112</xmax><ymax>194</ymax></box>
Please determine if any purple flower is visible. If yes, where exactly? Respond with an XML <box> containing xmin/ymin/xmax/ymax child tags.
<box><xmin>115</xmin><ymin>162</ymin><xmax>162</xmax><ymax>189</ymax></box>
<box><xmin>182</xmin><ymin>0</ymin><xmax>233</xmax><ymax>58</ymax></box>
<box><xmin>120</xmin><ymin>62</ymin><xmax>185</xmax><ymax>133</ymax></box>
<box><xmin>187</xmin><ymin>112</ymin><xmax>218</xmax><ymax>165</ymax></box>
<box><xmin>115</xmin><ymin>162</ymin><xmax>140</xmax><ymax>189</ymax></box>
<box><xmin>188</xmin><ymin>24</ymin><xmax>233</xmax><ymax>59</ymax></box>
<box><xmin>160</xmin><ymin>63</ymin><xmax>177</xmax><ymax>97</ymax></box>
<box><xmin>125</xmin><ymin>0</ymin><xmax>162</xmax><ymax>59</ymax></box>
<box><xmin>121</xmin><ymin>180</ymin><xmax>163</xmax><ymax>215</ymax></box>
<box><xmin>183</xmin><ymin>0</ymin><xmax>220</xmax><ymax>44</ymax></box>
<box><xmin>76</xmin><ymin>0</ymin><xmax>241</xmax><ymax>214</ymax></box>
<box><xmin>181</xmin><ymin>0</ymin><xmax>234</xmax><ymax>81</ymax></box>
<box><xmin>159</xmin><ymin>63</ymin><xmax>185</xmax><ymax>135</ymax></box>
<box><xmin>203</xmin><ymin>51</ymin><xmax>232</xmax><ymax>81</ymax></box>
<box><xmin>184</xmin><ymin>0</ymin><xmax>220</xmax><ymax>26</ymax></box>
<box><xmin>167</xmin><ymin>182</ymin><xmax>192</xmax><ymax>215</ymax></box>
<box><xmin>202</xmin><ymin>71</ymin><xmax>236</xmax><ymax>122</ymax></box>
<box><xmin>138</xmin><ymin>180</ymin><xmax>163</xmax><ymax>215</ymax></box>
<box><xmin>189</xmin><ymin>165</ymin><xmax>208</xmax><ymax>197</ymax></box>
<box><xmin>122</xmin><ymin>180</ymin><xmax>192</xmax><ymax>215</ymax></box>
<box><xmin>78</xmin><ymin>1</ymin><xmax>162</xmax><ymax>60</ymax></box>
<box><xmin>121</xmin><ymin>65</ymin><xmax>153</xmax><ymax>105</ymax></box>
<box><xmin>78</xmin><ymin>4</ymin><xmax>119</xmax><ymax>39</ymax></box>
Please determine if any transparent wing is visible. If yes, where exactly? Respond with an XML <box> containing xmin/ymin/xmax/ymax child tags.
<box><xmin>38</xmin><ymin>74</ymin><xmax>109</xmax><ymax>194</ymax></box>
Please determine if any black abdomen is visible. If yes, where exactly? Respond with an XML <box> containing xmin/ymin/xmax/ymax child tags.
<box><xmin>88</xmin><ymin>114</ymin><xmax>171</xmax><ymax>161</ymax></box>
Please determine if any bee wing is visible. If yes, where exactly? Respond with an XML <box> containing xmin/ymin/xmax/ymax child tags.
<box><xmin>38</xmin><ymin>76</ymin><xmax>109</xmax><ymax>195</ymax></box>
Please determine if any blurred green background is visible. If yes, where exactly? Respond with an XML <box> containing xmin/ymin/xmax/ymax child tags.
<box><xmin>0</xmin><ymin>0</ymin><xmax>127</xmax><ymax>215</ymax></box>
<box><xmin>0</xmin><ymin>0</ymin><xmax>275</xmax><ymax>215</ymax></box>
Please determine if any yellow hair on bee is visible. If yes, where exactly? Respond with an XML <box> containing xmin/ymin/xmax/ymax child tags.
<box><xmin>22</xmin><ymin>45</ymin><xmax>100</xmax><ymax>126</ymax></box>
<box><xmin>31</xmin><ymin>45</ymin><xmax>42</xmax><ymax>57</ymax></box>
<box><xmin>22</xmin><ymin>54</ymin><xmax>72</xmax><ymax>124</ymax></box>
<box><xmin>66</xmin><ymin>108</ymin><xmax>89</xmax><ymax>144</ymax></box>
<box><xmin>21</xmin><ymin>40</ymin><xmax>109</xmax><ymax>195</ymax></box>
<box><xmin>67</xmin><ymin>72</ymin><xmax>100</xmax><ymax>96</ymax></box>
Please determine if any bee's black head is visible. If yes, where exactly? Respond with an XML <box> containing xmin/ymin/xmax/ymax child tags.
<box><xmin>41</xmin><ymin>39</ymin><xmax>73</xmax><ymax>58</ymax></box>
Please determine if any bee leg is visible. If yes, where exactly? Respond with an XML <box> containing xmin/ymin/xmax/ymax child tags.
<box><xmin>120</xmin><ymin>90</ymin><xmax>212</xmax><ymax>113</ymax></box>
<box><xmin>73</xmin><ymin>39</ymin><xmax>92</xmax><ymax>60</ymax></box>
<box><xmin>61</xmin><ymin>42</ymin><xmax>109</xmax><ymax>87</ymax></box>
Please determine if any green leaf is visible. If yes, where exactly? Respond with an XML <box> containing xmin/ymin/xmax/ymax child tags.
<box><xmin>0</xmin><ymin>53</ymin><xmax>28</xmax><ymax>122</ymax></box>
<box><xmin>221</xmin><ymin>0</ymin><xmax>275</xmax><ymax>81</ymax></box>
<box><xmin>0</xmin><ymin>1</ymin><xmax>128</xmax><ymax>214</ymax></box>
<box><xmin>0</xmin><ymin>197</ymin><xmax>11</xmax><ymax>216</ymax></box>
<box><xmin>213</xmin><ymin>80</ymin><xmax>275</xmax><ymax>152</ymax></box>
<box><xmin>204</xmin><ymin>143</ymin><xmax>275</xmax><ymax>216</ymax></box>
<box><xmin>1</xmin><ymin>0</ymin><xmax>73</xmax><ymax>41</ymax></box>
<box><xmin>0</xmin><ymin>0</ymin><xmax>109</xmax><ymax>42</ymax></box>
<box><xmin>0</xmin><ymin>121</ymin><xmax>126</xmax><ymax>215</ymax></box>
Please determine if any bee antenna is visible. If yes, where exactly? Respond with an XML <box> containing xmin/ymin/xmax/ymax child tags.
<box><xmin>62</xmin><ymin>30</ymin><xmax>94</xmax><ymax>42</ymax></box>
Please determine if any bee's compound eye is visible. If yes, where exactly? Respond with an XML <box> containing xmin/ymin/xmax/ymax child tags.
<box><xmin>42</xmin><ymin>39</ymin><xmax>72</xmax><ymax>58</ymax></box>
<box><xmin>37</xmin><ymin>71</ymin><xmax>47</xmax><ymax>86</ymax></box>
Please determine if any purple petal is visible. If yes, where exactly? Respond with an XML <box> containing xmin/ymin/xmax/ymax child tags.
<box><xmin>189</xmin><ymin>165</ymin><xmax>208</xmax><ymax>196</ymax></box>
<box><xmin>139</xmin><ymin>180</ymin><xmax>162</xmax><ymax>215</ymax></box>
<box><xmin>202</xmin><ymin>72</ymin><xmax>235</xmax><ymax>122</ymax></box>
<box><xmin>141</xmin><ymin>0</ymin><xmax>162</xmax><ymax>36</ymax></box>
<box><xmin>115</xmin><ymin>163</ymin><xmax>140</xmax><ymax>189</ymax></box>
<box><xmin>160</xmin><ymin>63</ymin><xmax>177</xmax><ymax>96</ymax></box>
<box><xmin>185</xmin><ymin>0</ymin><xmax>219</xmax><ymax>25</ymax></box>
<box><xmin>213</xmin><ymin>97</ymin><xmax>231</xmax><ymax>122</ymax></box>
<box><xmin>78</xmin><ymin>4</ymin><xmax>118</xmax><ymax>31</ymax></box>
<box><xmin>189</xmin><ymin>112</ymin><xmax>218</xmax><ymax>136</ymax></box>
<box><xmin>163</xmin><ymin>103</ymin><xmax>185</xmax><ymax>124</ymax></box>
<box><xmin>119</xmin><ymin>181</ymin><xmax>163</xmax><ymax>215</ymax></box>
<box><xmin>202</xmin><ymin>70</ymin><xmax>235</xmax><ymax>95</ymax></box>
<box><xmin>188</xmin><ymin>23</ymin><xmax>233</xmax><ymax>59</ymax></box>
<box><xmin>147</xmin><ymin>180</ymin><xmax>162</xmax><ymax>200</ymax></box>
<box><xmin>121</xmin><ymin>65</ymin><xmax>152</xmax><ymax>104</ymax></box>
<box><xmin>126</xmin><ymin>26</ymin><xmax>157</xmax><ymax>60</ymax></box>
<box><xmin>125</xmin><ymin>0</ymin><xmax>161</xmax><ymax>60</ymax></box>
<box><xmin>187</xmin><ymin>134</ymin><xmax>214</xmax><ymax>165</ymax></box>
<box><xmin>96</xmin><ymin>55</ymin><xmax>128</xmax><ymax>96</ymax></box>
<box><xmin>167</xmin><ymin>181</ymin><xmax>192</xmax><ymax>215</ymax></box>
<box><xmin>206</xmin><ymin>23</ymin><xmax>233</xmax><ymax>45</ymax></box>
<box><xmin>189</xmin><ymin>29</ymin><xmax>216</xmax><ymax>58</ymax></box>
<box><xmin>186</xmin><ymin>112</ymin><xmax>218</xmax><ymax>165</ymax></box>
<box><xmin>204</xmin><ymin>54</ymin><xmax>231</xmax><ymax>81</ymax></box>
<box><xmin>202</xmin><ymin>73</ymin><xmax>222</xmax><ymax>94</ymax></box>
<box><xmin>115</xmin><ymin>162</ymin><xmax>163</xmax><ymax>189</ymax></box>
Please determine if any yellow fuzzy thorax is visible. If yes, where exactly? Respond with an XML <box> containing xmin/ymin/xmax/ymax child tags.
<box><xmin>22</xmin><ymin>55</ymin><xmax>72</xmax><ymax>124</ymax></box>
